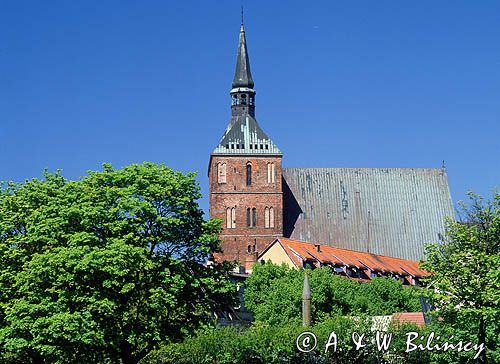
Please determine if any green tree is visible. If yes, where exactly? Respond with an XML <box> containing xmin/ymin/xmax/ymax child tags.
<box><xmin>141</xmin><ymin>317</ymin><xmax>430</xmax><ymax>364</ymax></box>
<box><xmin>0</xmin><ymin>163</ymin><xmax>236</xmax><ymax>364</ymax></box>
<box><xmin>422</xmin><ymin>192</ymin><xmax>500</xmax><ymax>364</ymax></box>
<box><xmin>245</xmin><ymin>262</ymin><xmax>421</xmax><ymax>325</ymax></box>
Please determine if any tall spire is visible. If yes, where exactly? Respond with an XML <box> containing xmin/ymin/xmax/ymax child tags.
<box><xmin>211</xmin><ymin>19</ymin><xmax>281</xmax><ymax>156</ymax></box>
<box><xmin>232</xmin><ymin>22</ymin><xmax>254</xmax><ymax>89</ymax></box>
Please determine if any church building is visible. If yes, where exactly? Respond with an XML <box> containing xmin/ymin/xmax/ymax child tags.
<box><xmin>208</xmin><ymin>23</ymin><xmax>454</xmax><ymax>272</ymax></box>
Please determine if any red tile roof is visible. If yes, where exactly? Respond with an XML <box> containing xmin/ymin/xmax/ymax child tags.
<box><xmin>392</xmin><ymin>312</ymin><xmax>426</xmax><ymax>327</ymax></box>
<box><xmin>260</xmin><ymin>238</ymin><xmax>427</xmax><ymax>283</ymax></box>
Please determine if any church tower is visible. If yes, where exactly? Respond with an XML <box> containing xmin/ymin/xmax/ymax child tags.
<box><xmin>209</xmin><ymin>22</ymin><xmax>283</xmax><ymax>270</ymax></box>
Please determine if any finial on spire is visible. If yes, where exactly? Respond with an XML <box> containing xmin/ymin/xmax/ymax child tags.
<box><xmin>241</xmin><ymin>5</ymin><xmax>244</xmax><ymax>26</ymax></box>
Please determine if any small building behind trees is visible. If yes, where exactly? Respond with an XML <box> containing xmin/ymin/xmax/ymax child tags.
<box><xmin>258</xmin><ymin>238</ymin><xmax>427</xmax><ymax>286</ymax></box>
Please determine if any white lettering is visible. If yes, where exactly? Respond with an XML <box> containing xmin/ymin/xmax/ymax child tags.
<box><xmin>351</xmin><ymin>332</ymin><xmax>366</xmax><ymax>350</ymax></box>
<box><xmin>405</xmin><ymin>332</ymin><xmax>419</xmax><ymax>353</ymax></box>
<box><xmin>375</xmin><ymin>331</ymin><xmax>393</xmax><ymax>351</ymax></box>
<box><xmin>324</xmin><ymin>331</ymin><xmax>337</xmax><ymax>353</ymax></box>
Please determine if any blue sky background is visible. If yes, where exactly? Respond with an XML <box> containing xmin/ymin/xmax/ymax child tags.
<box><xmin>1</xmin><ymin>1</ymin><xmax>499</xmax><ymax>214</ymax></box>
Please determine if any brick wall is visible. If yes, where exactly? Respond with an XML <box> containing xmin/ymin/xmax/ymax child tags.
<box><xmin>209</xmin><ymin>155</ymin><xmax>283</xmax><ymax>267</ymax></box>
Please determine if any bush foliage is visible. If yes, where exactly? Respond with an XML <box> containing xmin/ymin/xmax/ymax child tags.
<box><xmin>141</xmin><ymin>319</ymin><xmax>434</xmax><ymax>364</ymax></box>
<box><xmin>244</xmin><ymin>263</ymin><xmax>422</xmax><ymax>325</ymax></box>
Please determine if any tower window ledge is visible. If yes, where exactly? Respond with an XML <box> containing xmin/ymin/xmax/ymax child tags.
<box><xmin>230</xmin><ymin>87</ymin><xmax>255</xmax><ymax>93</ymax></box>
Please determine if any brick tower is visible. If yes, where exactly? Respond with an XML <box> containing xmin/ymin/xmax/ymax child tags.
<box><xmin>209</xmin><ymin>22</ymin><xmax>283</xmax><ymax>270</ymax></box>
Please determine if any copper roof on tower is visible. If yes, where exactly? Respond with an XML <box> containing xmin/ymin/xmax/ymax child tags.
<box><xmin>212</xmin><ymin>114</ymin><xmax>281</xmax><ymax>155</ymax></box>
<box><xmin>212</xmin><ymin>23</ymin><xmax>280</xmax><ymax>155</ymax></box>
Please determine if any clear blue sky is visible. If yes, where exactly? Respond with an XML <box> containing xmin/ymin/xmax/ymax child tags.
<box><xmin>1</xmin><ymin>1</ymin><xmax>499</xmax><ymax>213</ymax></box>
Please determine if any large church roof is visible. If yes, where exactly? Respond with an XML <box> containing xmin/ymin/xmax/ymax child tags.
<box><xmin>282</xmin><ymin>168</ymin><xmax>454</xmax><ymax>261</ymax></box>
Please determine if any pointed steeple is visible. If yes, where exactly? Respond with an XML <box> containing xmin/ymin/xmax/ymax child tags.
<box><xmin>232</xmin><ymin>23</ymin><xmax>254</xmax><ymax>89</ymax></box>
<box><xmin>211</xmin><ymin>21</ymin><xmax>281</xmax><ymax>156</ymax></box>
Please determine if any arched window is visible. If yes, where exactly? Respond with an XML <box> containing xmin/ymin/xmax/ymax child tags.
<box><xmin>241</xmin><ymin>94</ymin><xmax>247</xmax><ymax>105</ymax></box>
<box><xmin>231</xmin><ymin>207</ymin><xmax>236</xmax><ymax>228</ymax></box>
<box><xmin>264</xmin><ymin>207</ymin><xmax>275</xmax><ymax>228</ymax></box>
<box><xmin>267</xmin><ymin>162</ymin><xmax>275</xmax><ymax>183</ymax></box>
<box><xmin>217</xmin><ymin>162</ymin><xmax>227</xmax><ymax>184</ymax></box>
<box><xmin>247</xmin><ymin>207</ymin><xmax>256</xmax><ymax>227</ymax></box>
<box><xmin>246</xmin><ymin>163</ymin><xmax>252</xmax><ymax>186</ymax></box>
<box><xmin>226</xmin><ymin>207</ymin><xmax>236</xmax><ymax>229</ymax></box>
<box><xmin>226</xmin><ymin>207</ymin><xmax>232</xmax><ymax>229</ymax></box>
<box><xmin>247</xmin><ymin>245</ymin><xmax>252</xmax><ymax>254</ymax></box>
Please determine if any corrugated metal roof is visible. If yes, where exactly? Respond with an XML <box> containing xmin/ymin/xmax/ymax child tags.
<box><xmin>282</xmin><ymin>168</ymin><xmax>454</xmax><ymax>261</ymax></box>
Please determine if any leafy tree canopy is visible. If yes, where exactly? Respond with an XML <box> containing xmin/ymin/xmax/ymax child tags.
<box><xmin>244</xmin><ymin>262</ymin><xmax>421</xmax><ymax>325</ymax></box>
<box><xmin>0</xmin><ymin>163</ymin><xmax>236</xmax><ymax>364</ymax></box>
<box><xmin>422</xmin><ymin>191</ymin><xmax>500</xmax><ymax>364</ymax></box>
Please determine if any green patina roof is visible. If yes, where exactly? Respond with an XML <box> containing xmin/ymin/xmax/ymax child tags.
<box><xmin>212</xmin><ymin>23</ymin><xmax>280</xmax><ymax>156</ymax></box>
<box><xmin>212</xmin><ymin>114</ymin><xmax>281</xmax><ymax>155</ymax></box>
